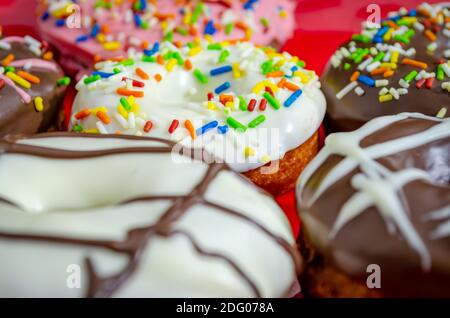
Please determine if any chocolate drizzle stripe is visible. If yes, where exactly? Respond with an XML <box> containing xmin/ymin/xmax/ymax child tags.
<box><xmin>0</xmin><ymin>133</ymin><xmax>300</xmax><ymax>297</ymax></box>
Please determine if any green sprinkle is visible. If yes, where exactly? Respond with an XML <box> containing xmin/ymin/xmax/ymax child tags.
<box><xmin>190</xmin><ymin>1</ymin><xmax>203</xmax><ymax>24</ymax></box>
<box><xmin>404</xmin><ymin>29</ymin><xmax>415</xmax><ymax>38</ymax></box>
<box><xmin>394</xmin><ymin>35</ymin><xmax>409</xmax><ymax>44</ymax></box>
<box><xmin>120</xmin><ymin>97</ymin><xmax>132</xmax><ymax>111</ymax></box>
<box><xmin>225</xmin><ymin>22</ymin><xmax>234</xmax><ymax>35</ymax></box>
<box><xmin>227</xmin><ymin>117</ymin><xmax>247</xmax><ymax>132</ymax></box>
<box><xmin>113</xmin><ymin>67</ymin><xmax>121</xmax><ymax>73</ymax></box>
<box><xmin>142</xmin><ymin>55</ymin><xmax>156</xmax><ymax>63</ymax></box>
<box><xmin>297</xmin><ymin>60</ymin><xmax>306</xmax><ymax>68</ymax></box>
<box><xmin>218</xmin><ymin>50</ymin><xmax>230</xmax><ymax>63</ymax></box>
<box><xmin>437</xmin><ymin>65</ymin><xmax>444</xmax><ymax>81</ymax></box>
<box><xmin>193</xmin><ymin>69</ymin><xmax>208</xmax><ymax>84</ymax></box>
<box><xmin>261</xmin><ymin>60</ymin><xmax>273</xmax><ymax>75</ymax></box>
<box><xmin>120</xmin><ymin>58</ymin><xmax>135</xmax><ymax>66</ymax></box>
<box><xmin>57</xmin><ymin>76</ymin><xmax>71</xmax><ymax>86</ymax></box>
<box><xmin>141</xmin><ymin>21</ymin><xmax>149</xmax><ymax>30</ymax></box>
<box><xmin>263</xmin><ymin>92</ymin><xmax>281</xmax><ymax>110</ymax></box>
<box><xmin>260</xmin><ymin>18</ymin><xmax>269</xmax><ymax>28</ymax></box>
<box><xmin>404</xmin><ymin>70</ymin><xmax>418</xmax><ymax>82</ymax></box>
<box><xmin>207</xmin><ymin>43</ymin><xmax>222</xmax><ymax>50</ymax></box>
<box><xmin>164</xmin><ymin>30</ymin><xmax>174</xmax><ymax>42</ymax></box>
<box><xmin>248</xmin><ymin>115</ymin><xmax>266</xmax><ymax>128</ymax></box>
<box><xmin>4</xmin><ymin>66</ymin><xmax>15</xmax><ymax>73</ymax></box>
<box><xmin>173</xmin><ymin>52</ymin><xmax>184</xmax><ymax>65</ymax></box>
<box><xmin>344</xmin><ymin>63</ymin><xmax>351</xmax><ymax>71</ymax></box>
<box><xmin>72</xmin><ymin>124</ymin><xmax>83</xmax><ymax>133</ymax></box>
<box><xmin>352</xmin><ymin>34</ymin><xmax>371</xmax><ymax>43</ymax></box>
<box><xmin>176</xmin><ymin>26</ymin><xmax>189</xmax><ymax>36</ymax></box>
<box><xmin>238</xmin><ymin>96</ymin><xmax>247</xmax><ymax>111</ymax></box>
<box><xmin>373</xmin><ymin>52</ymin><xmax>385</xmax><ymax>62</ymax></box>
<box><xmin>83</xmin><ymin>74</ymin><xmax>101</xmax><ymax>85</ymax></box>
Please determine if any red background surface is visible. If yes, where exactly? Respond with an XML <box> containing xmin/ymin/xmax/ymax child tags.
<box><xmin>0</xmin><ymin>0</ymin><xmax>442</xmax><ymax>238</ymax></box>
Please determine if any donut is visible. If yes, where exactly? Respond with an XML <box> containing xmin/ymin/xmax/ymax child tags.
<box><xmin>0</xmin><ymin>132</ymin><xmax>301</xmax><ymax>297</ymax></box>
<box><xmin>69</xmin><ymin>40</ymin><xmax>326</xmax><ymax>196</ymax></box>
<box><xmin>37</xmin><ymin>0</ymin><xmax>296</xmax><ymax>75</ymax></box>
<box><xmin>0</xmin><ymin>34</ymin><xmax>69</xmax><ymax>137</ymax></box>
<box><xmin>322</xmin><ymin>2</ymin><xmax>450</xmax><ymax>132</ymax></box>
<box><xmin>296</xmin><ymin>112</ymin><xmax>450</xmax><ymax>297</ymax></box>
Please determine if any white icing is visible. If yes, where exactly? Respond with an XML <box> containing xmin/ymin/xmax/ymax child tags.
<box><xmin>71</xmin><ymin>41</ymin><xmax>326</xmax><ymax>172</ymax></box>
<box><xmin>425</xmin><ymin>205</ymin><xmax>450</xmax><ymax>239</ymax></box>
<box><xmin>0</xmin><ymin>136</ymin><xmax>296</xmax><ymax>297</ymax></box>
<box><xmin>297</xmin><ymin>113</ymin><xmax>450</xmax><ymax>270</ymax></box>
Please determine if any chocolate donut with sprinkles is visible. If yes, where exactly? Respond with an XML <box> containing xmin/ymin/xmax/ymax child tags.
<box><xmin>0</xmin><ymin>133</ymin><xmax>300</xmax><ymax>297</ymax></box>
<box><xmin>322</xmin><ymin>2</ymin><xmax>450</xmax><ymax>132</ymax></box>
<box><xmin>296</xmin><ymin>112</ymin><xmax>450</xmax><ymax>297</ymax></box>
<box><xmin>37</xmin><ymin>0</ymin><xmax>296</xmax><ymax>75</ymax></box>
<box><xmin>0</xmin><ymin>33</ymin><xmax>69</xmax><ymax>137</ymax></box>
<box><xmin>69</xmin><ymin>40</ymin><xmax>326</xmax><ymax>196</ymax></box>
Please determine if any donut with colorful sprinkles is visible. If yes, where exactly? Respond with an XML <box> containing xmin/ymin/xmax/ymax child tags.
<box><xmin>322</xmin><ymin>2</ymin><xmax>450</xmax><ymax>132</ymax></box>
<box><xmin>37</xmin><ymin>0</ymin><xmax>296</xmax><ymax>75</ymax></box>
<box><xmin>0</xmin><ymin>33</ymin><xmax>68</xmax><ymax>136</ymax></box>
<box><xmin>69</xmin><ymin>40</ymin><xmax>326</xmax><ymax>196</ymax></box>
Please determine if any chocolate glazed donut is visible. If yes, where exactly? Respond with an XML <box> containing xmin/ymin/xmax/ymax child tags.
<box><xmin>322</xmin><ymin>3</ymin><xmax>449</xmax><ymax>132</ymax></box>
<box><xmin>0</xmin><ymin>38</ymin><xmax>66</xmax><ymax>136</ymax></box>
<box><xmin>296</xmin><ymin>113</ymin><xmax>450</xmax><ymax>297</ymax></box>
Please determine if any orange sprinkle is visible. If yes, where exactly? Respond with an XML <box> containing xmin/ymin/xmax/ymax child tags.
<box><xmin>173</xmin><ymin>41</ymin><xmax>183</xmax><ymax>48</ymax></box>
<box><xmin>266</xmin><ymin>71</ymin><xmax>284</xmax><ymax>78</ymax></box>
<box><xmin>116</xmin><ymin>88</ymin><xmax>144</xmax><ymax>98</ymax></box>
<box><xmin>136</xmin><ymin>67</ymin><xmax>149</xmax><ymax>80</ymax></box>
<box><xmin>370</xmin><ymin>67</ymin><xmax>388</xmax><ymax>76</ymax></box>
<box><xmin>385</xmin><ymin>20</ymin><xmax>399</xmax><ymax>30</ymax></box>
<box><xmin>154</xmin><ymin>74</ymin><xmax>162</xmax><ymax>82</ymax></box>
<box><xmin>43</xmin><ymin>51</ymin><xmax>53</xmax><ymax>60</ymax></box>
<box><xmin>277</xmin><ymin>78</ymin><xmax>287</xmax><ymax>88</ymax></box>
<box><xmin>350</xmin><ymin>71</ymin><xmax>360</xmax><ymax>82</ymax></box>
<box><xmin>93</xmin><ymin>54</ymin><xmax>102</xmax><ymax>63</ymax></box>
<box><xmin>140</xmin><ymin>40</ymin><xmax>149</xmax><ymax>50</ymax></box>
<box><xmin>424</xmin><ymin>29</ymin><xmax>437</xmax><ymax>42</ymax></box>
<box><xmin>75</xmin><ymin>109</ymin><xmax>91</xmax><ymax>120</ymax></box>
<box><xmin>401</xmin><ymin>58</ymin><xmax>428</xmax><ymax>69</ymax></box>
<box><xmin>101</xmin><ymin>24</ymin><xmax>110</xmax><ymax>34</ymax></box>
<box><xmin>284</xmin><ymin>81</ymin><xmax>300</xmax><ymax>91</ymax></box>
<box><xmin>189</xmin><ymin>25</ymin><xmax>197</xmax><ymax>36</ymax></box>
<box><xmin>1</xmin><ymin>54</ymin><xmax>14</xmax><ymax>66</ymax></box>
<box><xmin>235</xmin><ymin>21</ymin><xmax>247</xmax><ymax>30</ymax></box>
<box><xmin>96</xmin><ymin>110</ymin><xmax>111</xmax><ymax>124</ymax></box>
<box><xmin>156</xmin><ymin>54</ymin><xmax>164</xmax><ymax>65</ymax></box>
<box><xmin>383</xmin><ymin>70</ymin><xmax>395</xmax><ymax>78</ymax></box>
<box><xmin>17</xmin><ymin>71</ymin><xmax>40</xmax><ymax>84</ymax></box>
<box><xmin>154</xmin><ymin>12</ymin><xmax>176</xmax><ymax>20</ymax></box>
<box><xmin>219</xmin><ymin>94</ymin><xmax>234</xmax><ymax>105</ymax></box>
<box><xmin>184</xmin><ymin>119</ymin><xmax>196</xmax><ymax>139</ymax></box>
<box><xmin>184</xmin><ymin>59</ymin><xmax>192</xmax><ymax>71</ymax></box>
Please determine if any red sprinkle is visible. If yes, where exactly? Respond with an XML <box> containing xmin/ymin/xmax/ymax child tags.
<box><xmin>122</xmin><ymin>77</ymin><xmax>145</xmax><ymax>88</ymax></box>
<box><xmin>259</xmin><ymin>98</ymin><xmax>267</xmax><ymax>111</ymax></box>
<box><xmin>416</xmin><ymin>78</ymin><xmax>426</xmax><ymax>89</ymax></box>
<box><xmin>207</xmin><ymin>92</ymin><xmax>214</xmax><ymax>101</ymax></box>
<box><xmin>265</xmin><ymin>86</ymin><xmax>274</xmax><ymax>96</ymax></box>
<box><xmin>425</xmin><ymin>77</ymin><xmax>434</xmax><ymax>89</ymax></box>
<box><xmin>144</xmin><ymin>121</ymin><xmax>153</xmax><ymax>133</ymax></box>
<box><xmin>168</xmin><ymin>119</ymin><xmax>179</xmax><ymax>134</ymax></box>
<box><xmin>75</xmin><ymin>109</ymin><xmax>91</xmax><ymax>120</ymax></box>
<box><xmin>0</xmin><ymin>79</ymin><xmax>5</xmax><ymax>90</ymax></box>
<box><xmin>248</xmin><ymin>99</ymin><xmax>256</xmax><ymax>112</ymax></box>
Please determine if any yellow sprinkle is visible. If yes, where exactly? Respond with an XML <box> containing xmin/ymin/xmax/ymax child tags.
<box><xmin>204</xmin><ymin>34</ymin><xmax>214</xmax><ymax>43</ymax></box>
<box><xmin>390</xmin><ymin>51</ymin><xmax>399</xmax><ymax>64</ymax></box>
<box><xmin>166</xmin><ymin>58</ymin><xmax>177</xmax><ymax>71</ymax></box>
<box><xmin>189</xmin><ymin>46</ymin><xmax>202</xmax><ymax>56</ymax></box>
<box><xmin>252</xmin><ymin>81</ymin><xmax>265</xmax><ymax>94</ymax></box>
<box><xmin>436</xmin><ymin>107</ymin><xmax>447</xmax><ymax>118</ymax></box>
<box><xmin>103</xmin><ymin>41</ymin><xmax>121</xmax><ymax>50</ymax></box>
<box><xmin>279</xmin><ymin>10</ymin><xmax>287</xmax><ymax>19</ymax></box>
<box><xmin>244</xmin><ymin>29</ymin><xmax>252</xmax><ymax>41</ymax></box>
<box><xmin>183</xmin><ymin>12</ymin><xmax>191</xmax><ymax>25</ymax></box>
<box><xmin>118</xmin><ymin>104</ymin><xmax>129</xmax><ymax>119</ymax></box>
<box><xmin>207</xmin><ymin>101</ymin><xmax>217</xmax><ymax>110</ymax></box>
<box><xmin>34</xmin><ymin>96</ymin><xmax>44</xmax><ymax>112</ymax></box>
<box><xmin>6</xmin><ymin>72</ymin><xmax>31</xmax><ymax>89</ymax></box>
<box><xmin>90</xmin><ymin>106</ymin><xmax>108</xmax><ymax>115</ymax></box>
<box><xmin>161</xmin><ymin>21</ymin><xmax>169</xmax><ymax>31</ymax></box>
<box><xmin>261</xmin><ymin>155</ymin><xmax>271</xmax><ymax>164</ymax></box>
<box><xmin>294</xmin><ymin>70</ymin><xmax>310</xmax><ymax>84</ymax></box>
<box><xmin>245</xmin><ymin>147</ymin><xmax>255</xmax><ymax>158</ymax></box>
<box><xmin>52</xmin><ymin>3</ymin><xmax>72</xmax><ymax>18</ymax></box>
<box><xmin>380</xmin><ymin>62</ymin><xmax>397</xmax><ymax>70</ymax></box>
<box><xmin>383</xmin><ymin>28</ymin><xmax>393</xmax><ymax>41</ymax></box>
<box><xmin>220</xmin><ymin>41</ymin><xmax>231</xmax><ymax>47</ymax></box>
<box><xmin>379</xmin><ymin>94</ymin><xmax>393</xmax><ymax>103</ymax></box>
<box><xmin>225</xmin><ymin>101</ymin><xmax>234</xmax><ymax>109</ymax></box>
<box><xmin>96</xmin><ymin>34</ymin><xmax>106</xmax><ymax>43</ymax></box>
<box><xmin>232</xmin><ymin>63</ymin><xmax>242</xmax><ymax>79</ymax></box>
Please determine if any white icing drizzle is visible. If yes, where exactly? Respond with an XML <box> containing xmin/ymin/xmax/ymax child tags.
<box><xmin>425</xmin><ymin>205</ymin><xmax>450</xmax><ymax>239</ymax></box>
<box><xmin>297</xmin><ymin>112</ymin><xmax>450</xmax><ymax>270</ymax></box>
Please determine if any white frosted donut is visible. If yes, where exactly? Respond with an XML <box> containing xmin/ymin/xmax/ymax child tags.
<box><xmin>70</xmin><ymin>40</ymin><xmax>326</xmax><ymax>173</ymax></box>
<box><xmin>0</xmin><ymin>133</ymin><xmax>300</xmax><ymax>297</ymax></box>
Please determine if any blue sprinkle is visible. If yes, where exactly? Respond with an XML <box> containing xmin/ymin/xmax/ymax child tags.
<box><xmin>41</xmin><ymin>11</ymin><xmax>50</xmax><ymax>21</ymax></box>
<box><xmin>217</xmin><ymin>125</ymin><xmax>229</xmax><ymax>134</ymax></box>
<box><xmin>409</xmin><ymin>9</ymin><xmax>417</xmax><ymax>17</ymax></box>
<box><xmin>210</xmin><ymin>65</ymin><xmax>232</xmax><ymax>76</ymax></box>
<box><xmin>372</xmin><ymin>36</ymin><xmax>383</xmax><ymax>44</ymax></box>
<box><xmin>244</xmin><ymin>0</ymin><xmax>258</xmax><ymax>10</ymax></box>
<box><xmin>75</xmin><ymin>35</ymin><xmax>89</xmax><ymax>43</ymax></box>
<box><xmin>214</xmin><ymin>82</ymin><xmax>231</xmax><ymax>94</ymax></box>
<box><xmin>134</xmin><ymin>14</ymin><xmax>142</xmax><ymax>27</ymax></box>
<box><xmin>375</xmin><ymin>26</ymin><xmax>389</xmax><ymax>38</ymax></box>
<box><xmin>140</xmin><ymin>0</ymin><xmax>147</xmax><ymax>10</ymax></box>
<box><xmin>90</xmin><ymin>24</ymin><xmax>100</xmax><ymax>37</ymax></box>
<box><xmin>358</xmin><ymin>75</ymin><xmax>376</xmax><ymax>87</ymax></box>
<box><xmin>204</xmin><ymin>20</ymin><xmax>217</xmax><ymax>35</ymax></box>
<box><xmin>92</xmin><ymin>71</ymin><xmax>115</xmax><ymax>78</ymax></box>
<box><xmin>144</xmin><ymin>42</ymin><xmax>159</xmax><ymax>56</ymax></box>
<box><xmin>55</xmin><ymin>19</ymin><xmax>65</xmax><ymax>27</ymax></box>
<box><xmin>284</xmin><ymin>89</ymin><xmax>303</xmax><ymax>107</ymax></box>
<box><xmin>196</xmin><ymin>121</ymin><xmax>219</xmax><ymax>136</ymax></box>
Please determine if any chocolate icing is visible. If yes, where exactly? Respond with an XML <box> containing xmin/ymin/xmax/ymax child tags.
<box><xmin>0</xmin><ymin>132</ymin><xmax>301</xmax><ymax>297</ymax></box>
<box><xmin>297</xmin><ymin>114</ymin><xmax>450</xmax><ymax>297</ymax></box>
<box><xmin>0</xmin><ymin>41</ymin><xmax>66</xmax><ymax>137</ymax></box>
<box><xmin>322</xmin><ymin>6</ymin><xmax>450</xmax><ymax>132</ymax></box>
